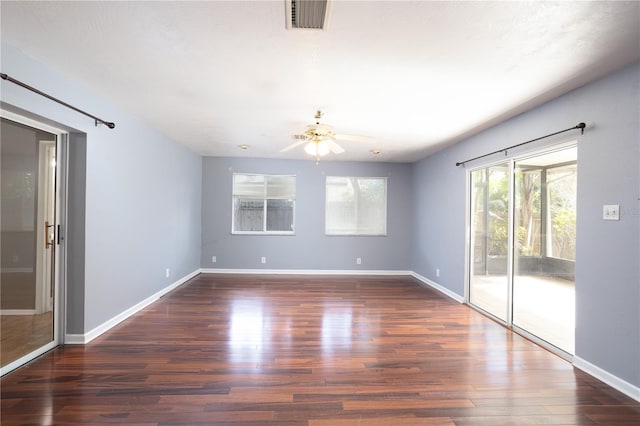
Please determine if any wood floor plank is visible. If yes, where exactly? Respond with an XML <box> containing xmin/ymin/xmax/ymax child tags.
<box><xmin>310</xmin><ymin>416</ymin><xmax>455</xmax><ymax>426</ymax></box>
<box><xmin>342</xmin><ymin>399</ymin><xmax>475</xmax><ymax>410</ymax></box>
<box><xmin>1</xmin><ymin>273</ymin><xmax>639</xmax><ymax>425</ymax></box>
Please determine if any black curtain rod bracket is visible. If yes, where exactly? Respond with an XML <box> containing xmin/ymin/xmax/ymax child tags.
<box><xmin>456</xmin><ymin>122</ymin><xmax>585</xmax><ymax>167</ymax></box>
<box><xmin>1</xmin><ymin>72</ymin><xmax>115</xmax><ymax>129</ymax></box>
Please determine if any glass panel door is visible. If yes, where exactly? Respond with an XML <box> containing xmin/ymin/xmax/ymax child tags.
<box><xmin>469</xmin><ymin>162</ymin><xmax>510</xmax><ymax>322</ymax></box>
<box><xmin>513</xmin><ymin>148</ymin><xmax>576</xmax><ymax>354</ymax></box>
<box><xmin>1</xmin><ymin>117</ymin><xmax>58</xmax><ymax>369</ymax></box>
<box><xmin>468</xmin><ymin>146</ymin><xmax>576</xmax><ymax>356</ymax></box>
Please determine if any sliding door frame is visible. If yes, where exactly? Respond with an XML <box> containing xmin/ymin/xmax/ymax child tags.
<box><xmin>464</xmin><ymin>140</ymin><xmax>577</xmax><ymax>360</ymax></box>
<box><xmin>0</xmin><ymin>109</ymin><xmax>69</xmax><ymax>376</ymax></box>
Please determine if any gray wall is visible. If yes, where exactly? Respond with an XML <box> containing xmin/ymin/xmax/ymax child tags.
<box><xmin>1</xmin><ymin>42</ymin><xmax>203</xmax><ymax>333</ymax></box>
<box><xmin>202</xmin><ymin>157</ymin><xmax>413</xmax><ymax>271</ymax></box>
<box><xmin>412</xmin><ymin>61</ymin><xmax>640</xmax><ymax>387</ymax></box>
<box><xmin>66</xmin><ymin>132</ymin><xmax>86</xmax><ymax>334</ymax></box>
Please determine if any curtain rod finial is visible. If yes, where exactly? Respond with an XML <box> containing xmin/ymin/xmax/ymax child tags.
<box><xmin>95</xmin><ymin>119</ymin><xmax>116</xmax><ymax>129</ymax></box>
<box><xmin>577</xmin><ymin>122</ymin><xmax>586</xmax><ymax>134</ymax></box>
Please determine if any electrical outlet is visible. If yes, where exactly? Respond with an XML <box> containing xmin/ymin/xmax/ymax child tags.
<box><xmin>165</xmin><ymin>268</ymin><xmax>170</xmax><ymax>278</ymax></box>
<box><xmin>356</xmin><ymin>257</ymin><xmax>362</xmax><ymax>265</ymax></box>
<box><xmin>211</xmin><ymin>256</ymin><xmax>217</xmax><ymax>263</ymax></box>
<box><xmin>261</xmin><ymin>256</ymin><xmax>267</xmax><ymax>264</ymax></box>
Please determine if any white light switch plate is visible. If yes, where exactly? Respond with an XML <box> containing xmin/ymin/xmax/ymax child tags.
<box><xmin>603</xmin><ymin>204</ymin><xmax>620</xmax><ymax>221</ymax></box>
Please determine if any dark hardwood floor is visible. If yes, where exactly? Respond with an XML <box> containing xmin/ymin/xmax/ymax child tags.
<box><xmin>1</xmin><ymin>274</ymin><xmax>639</xmax><ymax>425</ymax></box>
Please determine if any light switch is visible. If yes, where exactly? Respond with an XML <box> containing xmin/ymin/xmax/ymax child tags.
<box><xmin>603</xmin><ymin>204</ymin><xmax>620</xmax><ymax>221</ymax></box>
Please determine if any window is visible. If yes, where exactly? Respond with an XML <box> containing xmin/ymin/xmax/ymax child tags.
<box><xmin>325</xmin><ymin>176</ymin><xmax>387</xmax><ymax>235</ymax></box>
<box><xmin>232</xmin><ymin>173</ymin><xmax>295</xmax><ymax>234</ymax></box>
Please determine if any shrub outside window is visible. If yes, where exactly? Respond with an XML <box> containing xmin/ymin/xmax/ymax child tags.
<box><xmin>232</xmin><ymin>173</ymin><xmax>295</xmax><ymax>234</ymax></box>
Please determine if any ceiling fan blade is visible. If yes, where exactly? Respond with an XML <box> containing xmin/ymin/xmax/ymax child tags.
<box><xmin>327</xmin><ymin>140</ymin><xmax>345</xmax><ymax>154</ymax></box>
<box><xmin>280</xmin><ymin>139</ymin><xmax>307</xmax><ymax>152</ymax></box>
<box><xmin>334</xmin><ymin>133</ymin><xmax>374</xmax><ymax>142</ymax></box>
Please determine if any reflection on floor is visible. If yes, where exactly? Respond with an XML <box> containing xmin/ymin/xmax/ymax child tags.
<box><xmin>470</xmin><ymin>275</ymin><xmax>575</xmax><ymax>354</ymax></box>
<box><xmin>0</xmin><ymin>311</ymin><xmax>53</xmax><ymax>367</ymax></box>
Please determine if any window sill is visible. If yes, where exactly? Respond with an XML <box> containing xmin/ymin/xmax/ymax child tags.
<box><xmin>231</xmin><ymin>232</ymin><xmax>296</xmax><ymax>236</ymax></box>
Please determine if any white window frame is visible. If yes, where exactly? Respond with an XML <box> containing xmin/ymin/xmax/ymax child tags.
<box><xmin>325</xmin><ymin>176</ymin><xmax>388</xmax><ymax>236</ymax></box>
<box><xmin>231</xmin><ymin>173</ymin><xmax>296</xmax><ymax>235</ymax></box>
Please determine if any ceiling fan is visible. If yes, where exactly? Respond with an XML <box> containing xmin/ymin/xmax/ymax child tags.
<box><xmin>281</xmin><ymin>110</ymin><xmax>372</xmax><ymax>163</ymax></box>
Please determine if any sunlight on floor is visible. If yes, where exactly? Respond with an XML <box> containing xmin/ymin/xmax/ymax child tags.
<box><xmin>470</xmin><ymin>275</ymin><xmax>575</xmax><ymax>354</ymax></box>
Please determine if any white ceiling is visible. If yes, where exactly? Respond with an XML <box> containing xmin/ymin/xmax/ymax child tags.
<box><xmin>1</xmin><ymin>1</ymin><xmax>639</xmax><ymax>162</ymax></box>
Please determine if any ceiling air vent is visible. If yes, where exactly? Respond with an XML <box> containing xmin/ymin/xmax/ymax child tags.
<box><xmin>286</xmin><ymin>0</ymin><xmax>331</xmax><ymax>30</ymax></box>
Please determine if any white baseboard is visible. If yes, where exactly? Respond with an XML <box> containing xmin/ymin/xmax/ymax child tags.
<box><xmin>410</xmin><ymin>272</ymin><xmax>465</xmax><ymax>303</ymax></box>
<box><xmin>64</xmin><ymin>269</ymin><xmax>200</xmax><ymax>344</ymax></box>
<box><xmin>573</xmin><ymin>356</ymin><xmax>640</xmax><ymax>402</ymax></box>
<box><xmin>200</xmin><ymin>268</ymin><xmax>413</xmax><ymax>276</ymax></box>
<box><xmin>64</xmin><ymin>333</ymin><xmax>86</xmax><ymax>345</ymax></box>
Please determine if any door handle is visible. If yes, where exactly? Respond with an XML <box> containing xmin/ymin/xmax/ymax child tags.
<box><xmin>45</xmin><ymin>221</ymin><xmax>55</xmax><ymax>249</ymax></box>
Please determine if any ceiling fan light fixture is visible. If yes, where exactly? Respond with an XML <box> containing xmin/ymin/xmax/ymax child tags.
<box><xmin>305</xmin><ymin>123</ymin><xmax>334</xmax><ymax>139</ymax></box>
<box><xmin>283</xmin><ymin>110</ymin><xmax>367</xmax><ymax>162</ymax></box>
<box><xmin>304</xmin><ymin>140</ymin><xmax>330</xmax><ymax>157</ymax></box>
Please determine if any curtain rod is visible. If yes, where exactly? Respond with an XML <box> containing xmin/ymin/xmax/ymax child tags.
<box><xmin>455</xmin><ymin>122</ymin><xmax>585</xmax><ymax>167</ymax></box>
<box><xmin>1</xmin><ymin>73</ymin><xmax>115</xmax><ymax>129</ymax></box>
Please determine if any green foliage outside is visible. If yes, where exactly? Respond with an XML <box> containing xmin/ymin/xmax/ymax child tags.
<box><xmin>476</xmin><ymin>165</ymin><xmax>576</xmax><ymax>261</ymax></box>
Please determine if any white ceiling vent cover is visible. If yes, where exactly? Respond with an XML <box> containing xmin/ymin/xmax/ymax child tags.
<box><xmin>286</xmin><ymin>0</ymin><xmax>332</xmax><ymax>30</ymax></box>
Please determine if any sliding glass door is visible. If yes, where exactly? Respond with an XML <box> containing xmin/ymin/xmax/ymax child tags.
<box><xmin>469</xmin><ymin>162</ymin><xmax>510</xmax><ymax>322</ymax></box>
<box><xmin>468</xmin><ymin>146</ymin><xmax>576</xmax><ymax>355</ymax></box>
<box><xmin>513</xmin><ymin>149</ymin><xmax>576</xmax><ymax>354</ymax></box>
<box><xmin>1</xmin><ymin>115</ymin><xmax>63</xmax><ymax>374</ymax></box>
